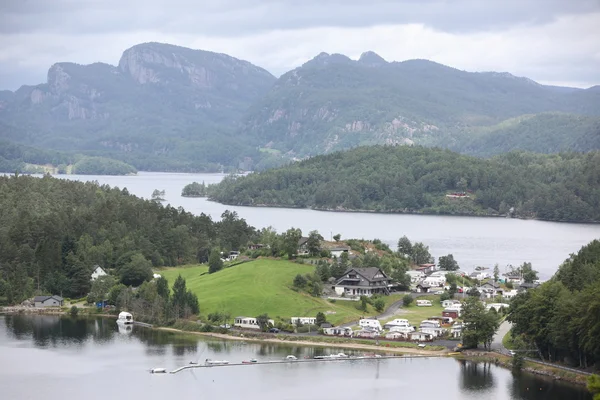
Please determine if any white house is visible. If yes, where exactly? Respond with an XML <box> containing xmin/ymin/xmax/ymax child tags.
<box><xmin>91</xmin><ymin>266</ymin><xmax>107</xmax><ymax>281</ymax></box>
<box><xmin>410</xmin><ymin>331</ymin><xmax>434</xmax><ymax>341</ymax></box>
<box><xmin>334</xmin><ymin>268</ymin><xmax>391</xmax><ymax>297</ymax></box>
<box><xmin>359</xmin><ymin>318</ymin><xmax>382</xmax><ymax>331</ymax></box>
<box><xmin>388</xmin><ymin>325</ymin><xmax>415</xmax><ymax>334</ymax></box>
<box><xmin>470</xmin><ymin>271</ymin><xmax>490</xmax><ymax>281</ymax></box>
<box><xmin>385</xmin><ymin>331</ymin><xmax>410</xmax><ymax>340</ymax></box>
<box><xmin>407</xmin><ymin>271</ymin><xmax>425</xmax><ymax>283</ymax></box>
<box><xmin>420</xmin><ymin>320</ymin><xmax>441</xmax><ymax>329</ymax></box>
<box><xmin>329</xmin><ymin>246</ymin><xmax>350</xmax><ymax>258</ymax></box>
<box><xmin>451</xmin><ymin>323</ymin><xmax>463</xmax><ymax>338</ymax></box>
<box><xmin>503</xmin><ymin>289</ymin><xmax>519</xmax><ymax>299</ymax></box>
<box><xmin>234</xmin><ymin>316</ymin><xmax>275</xmax><ymax>330</ymax></box>
<box><xmin>291</xmin><ymin>317</ymin><xmax>317</xmax><ymax>325</ymax></box>
<box><xmin>420</xmin><ymin>326</ymin><xmax>446</xmax><ymax>338</ymax></box>
<box><xmin>416</xmin><ymin>299</ymin><xmax>432</xmax><ymax>307</ymax></box>
<box><xmin>323</xmin><ymin>327</ymin><xmax>353</xmax><ymax>337</ymax></box>
<box><xmin>33</xmin><ymin>295</ymin><xmax>64</xmax><ymax>307</ymax></box>
<box><xmin>423</xmin><ymin>276</ymin><xmax>446</xmax><ymax>287</ymax></box>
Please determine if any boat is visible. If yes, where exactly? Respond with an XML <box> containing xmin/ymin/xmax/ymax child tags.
<box><xmin>205</xmin><ymin>359</ymin><xmax>229</xmax><ymax>366</ymax></box>
<box><xmin>116</xmin><ymin>311</ymin><xmax>133</xmax><ymax>325</ymax></box>
<box><xmin>242</xmin><ymin>359</ymin><xmax>258</xmax><ymax>364</ymax></box>
<box><xmin>285</xmin><ymin>355</ymin><xmax>298</xmax><ymax>361</ymax></box>
<box><xmin>150</xmin><ymin>368</ymin><xmax>167</xmax><ymax>374</ymax></box>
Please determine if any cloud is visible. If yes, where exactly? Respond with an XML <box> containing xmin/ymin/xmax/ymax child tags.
<box><xmin>0</xmin><ymin>0</ymin><xmax>598</xmax><ymax>89</ymax></box>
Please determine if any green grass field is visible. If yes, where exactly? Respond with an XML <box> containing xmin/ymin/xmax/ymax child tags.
<box><xmin>159</xmin><ymin>259</ymin><xmax>384</xmax><ymax>325</ymax></box>
<box><xmin>381</xmin><ymin>295</ymin><xmax>445</xmax><ymax>326</ymax></box>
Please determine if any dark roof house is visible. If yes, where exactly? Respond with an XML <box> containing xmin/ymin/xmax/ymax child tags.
<box><xmin>334</xmin><ymin>267</ymin><xmax>390</xmax><ymax>297</ymax></box>
<box><xmin>33</xmin><ymin>295</ymin><xmax>64</xmax><ymax>307</ymax></box>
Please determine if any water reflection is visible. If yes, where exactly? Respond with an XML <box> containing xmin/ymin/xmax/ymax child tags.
<box><xmin>458</xmin><ymin>360</ymin><xmax>496</xmax><ymax>392</ymax></box>
<box><xmin>509</xmin><ymin>372</ymin><xmax>592</xmax><ymax>400</ymax></box>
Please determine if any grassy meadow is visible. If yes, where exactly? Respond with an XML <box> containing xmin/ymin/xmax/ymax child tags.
<box><xmin>160</xmin><ymin>259</ymin><xmax>387</xmax><ymax>325</ymax></box>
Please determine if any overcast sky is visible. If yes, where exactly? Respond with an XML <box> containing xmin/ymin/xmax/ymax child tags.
<box><xmin>1</xmin><ymin>0</ymin><xmax>599</xmax><ymax>90</ymax></box>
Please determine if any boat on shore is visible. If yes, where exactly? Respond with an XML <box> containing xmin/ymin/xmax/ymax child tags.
<box><xmin>242</xmin><ymin>359</ymin><xmax>258</xmax><ymax>364</ymax></box>
<box><xmin>150</xmin><ymin>368</ymin><xmax>166</xmax><ymax>374</ymax></box>
<box><xmin>314</xmin><ymin>353</ymin><xmax>349</xmax><ymax>360</ymax></box>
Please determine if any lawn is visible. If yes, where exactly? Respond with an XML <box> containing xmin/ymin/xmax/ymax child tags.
<box><xmin>381</xmin><ymin>295</ymin><xmax>445</xmax><ymax>326</ymax></box>
<box><xmin>159</xmin><ymin>259</ymin><xmax>381</xmax><ymax>325</ymax></box>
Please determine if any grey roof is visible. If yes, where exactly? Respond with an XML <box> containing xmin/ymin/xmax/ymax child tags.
<box><xmin>480</xmin><ymin>281</ymin><xmax>501</xmax><ymax>289</ymax></box>
<box><xmin>334</xmin><ymin>268</ymin><xmax>389</xmax><ymax>287</ymax></box>
<box><xmin>298</xmin><ymin>237</ymin><xmax>309</xmax><ymax>246</ymax></box>
<box><xmin>33</xmin><ymin>295</ymin><xmax>63</xmax><ymax>302</ymax></box>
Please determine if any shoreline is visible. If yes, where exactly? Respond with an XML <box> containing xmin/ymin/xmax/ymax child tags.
<box><xmin>203</xmin><ymin>199</ymin><xmax>600</xmax><ymax>224</ymax></box>
<box><xmin>155</xmin><ymin>327</ymin><xmax>448</xmax><ymax>356</ymax></box>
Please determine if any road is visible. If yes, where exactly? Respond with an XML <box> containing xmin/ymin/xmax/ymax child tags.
<box><xmin>491</xmin><ymin>320</ymin><xmax>512</xmax><ymax>354</ymax></box>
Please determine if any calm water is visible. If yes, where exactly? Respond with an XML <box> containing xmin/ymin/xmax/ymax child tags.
<box><xmin>49</xmin><ymin>172</ymin><xmax>600</xmax><ymax>279</ymax></box>
<box><xmin>0</xmin><ymin>315</ymin><xmax>590</xmax><ymax>400</ymax></box>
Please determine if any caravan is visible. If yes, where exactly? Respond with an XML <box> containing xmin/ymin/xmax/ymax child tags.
<box><xmin>416</xmin><ymin>299</ymin><xmax>433</xmax><ymax>307</ymax></box>
<box><xmin>359</xmin><ymin>318</ymin><xmax>382</xmax><ymax>331</ymax></box>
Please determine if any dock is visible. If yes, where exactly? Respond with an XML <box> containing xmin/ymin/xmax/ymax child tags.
<box><xmin>169</xmin><ymin>355</ymin><xmax>430</xmax><ymax>374</ymax></box>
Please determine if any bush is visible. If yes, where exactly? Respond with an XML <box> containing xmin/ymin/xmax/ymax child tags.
<box><xmin>373</xmin><ymin>298</ymin><xmax>386</xmax><ymax>313</ymax></box>
<box><xmin>440</xmin><ymin>292</ymin><xmax>452</xmax><ymax>302</ymax></box>
<box><xmin>512</xmin><ymin>353</ymin><xmax>524</xmax><ymax>372</ymax></box>
<box><xmin>296</xmin><ymin>324</ymin><xmax>318</xmax><ymax>333</ymax></box>
<box><xmin>69</xmin><ymin>305</ymin><xmax>79</xmax><ymax>317</ymax></box>
<box><xmin>403</xmin><ymin>295</ymin><xmax>413</xmax><ymax>307</ymax></box>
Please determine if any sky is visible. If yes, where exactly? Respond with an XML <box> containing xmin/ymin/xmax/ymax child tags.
<box><xmin>1</xmin><ymin>0</ymin><xmax>599</xmax><ymax>90</ymax></box>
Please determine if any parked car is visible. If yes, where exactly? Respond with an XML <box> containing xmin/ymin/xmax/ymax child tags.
<box><xmin>219</xmin><ymin>324</ymin><xmax>231</xmax><ymax>329</ymax></box>
<box><xmin>269</xmin><ymin>328</ymin><xmax>280</xmax><ymax>333</ymax></box>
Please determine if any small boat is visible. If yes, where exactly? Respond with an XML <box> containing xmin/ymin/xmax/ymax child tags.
<box><xmin>150</xmin><ymin>368</ymin><xmax>167</xmax><ymax>374</ymax></box>
<box><xmin>285</xmin><ymin>355</ymin><xmax>298</xmax><ymax>361</ymax></box>
<box><xmin>205</xmin><ymin>359</ymin><xmax>229</xmax><ymax>366</ymax></box>
<box><xmin>189</xmin><ymin>361</ymin><xmax>198</xmax><ymax>365</ymax></box>
<box><xmin>242</xmin><ymin>359</ymin><xmax>258</xmax><ymax>364</ymax></box>
<box><xmin>116</xmin><ymin>311</ymin><xmax>134</xmax><ymax>325</ymax></box>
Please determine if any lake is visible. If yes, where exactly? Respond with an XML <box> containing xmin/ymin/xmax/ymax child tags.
<box><xmin>50</xmin><ymin>172</ymin><xmax>600</xmax><ymax>280</ymax></box>
<box><xmin>0</xmin><ymin>315</ymin><xmax>590</xmax><ymax>400</ymax></box>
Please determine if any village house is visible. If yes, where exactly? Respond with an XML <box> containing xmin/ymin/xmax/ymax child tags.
<box><xmin>416</xmin><ymin>263</ymin><xmax>436</xmax><ymax>273</ymax></box>
<box><xmin>407</xmin><ymin>270</ymin><xmax>425</xmax><ymax>283</ymax></box>
<box><xmin>470</xmin><ymin>271</ymin><xmax>490</xmax><ymax>281</ymax></box>
<box><xmin>359</xmin><ymin>318</ymin><xmax>383</xmax><ymax>331</ymax></box>
<box><xmin>388</xmin><ymin>325</ymin><xmax>415</xmax><ymax>334</ymax></box>
<box><xmin>503</xmin><ymin>289</ymin><xmax>519</xmax><ymax>299</ymax></box>
<box><xmin>518</xmin><ymin>282</ymin><xmax>541</xmax><ymax>292</ymax></box>
<box><xmin>385</xmin><ymin>331</ymin><xmax>410</xmax><ymax>340</ymax></box>
<box><xmin>323</xmin><ymin>327</ymin><xmax>353</xmax><ymax>337</ymax></box>
<box><xmin>423</xmin><ymin>275</ymin><xmax>446</xmax><ymax>287</ymax></box>
<box><xmin>248</xmin><ymin>243</ymin><xmax>267</xmax><ymax>250</ymax></box>
<box><xmin>354</xmin><ymin>329</ymin><xmax>379</xmax><ymax>339</ymax></box>
<box><xmin>420</xmin><ymin>320</ymin><xmax>441</xmax><ymax>329</ymax></box>
<box><xmin>410</xmin><ymin>331</ymin><xmax>434</xmax><ymax>342</ymax></box>
<box><xmin>504</xmin><ymin>272</ymin><xmax>523</xmax><ymax>285</ymax></box>
<box><xmin>90</xmin><ymin>265</ymin><xmax>107</xmax><ymax>281</ymax></box>
<box><xmin>479</xmin><ymin>281</ymin><xmax>504</xmax><ymax>297</ymax></box>
<box><xmin>291</xmin><ymin>317</ymin><xmax>316</xmax><ymax>325</ymax></box>
<box><xmin>333</xmin><ymin>267</ymin><xmax>391</xmax><ymax>297</ymax></box>
<box><xmin>415</xmin><ymin>282</ymin><xmax>431</xmax><ymax>293</ymax></box>
<box><xmin>329</xmin><ymin>246</ymin><xmax>351</xmax><ymax>258</ymax></box>
<box><xmin>297</xmin><ymin>237</ymin><xmax>310</xmax><ymax>255</ymax></box>
<box><xmin>234</xmin><ymin>316</ymin><xmax>275</xmax><ymax>330</ymax></box>
<box><xmin>442</xmin><ymin>308</ymin><xmax>460</xmax><ymax>319</ymax></box>
<box><xmin>33</xmin><ymin>295</ymin><xmax>64</xmax><ymax>307</ymax></box>
<box><xmin>420</xmin><ymin>326</ymin><xmax>446</xmax><ymax>338</ymax></box>
<box><xmin>451</xmin><ymin>323</ymin><xmax>463</xmax><ymax>338</ymax></box>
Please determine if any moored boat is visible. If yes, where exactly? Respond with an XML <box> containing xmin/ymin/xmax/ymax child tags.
<box><xmin>116</xmin><ymin>311</ymin><xmax>133</xmax><ymax>325</ymax></box>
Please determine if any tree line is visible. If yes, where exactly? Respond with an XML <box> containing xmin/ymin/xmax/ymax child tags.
<box><xmin>508</xmin><ymin>240</ymin><xmax>600</xmax><ymax>369</ymax></box>
<box><xmin>205</xmin><ymin>146</ymin><xmax>600</xmax><ymax>222</ymax></box>
<box><xmin>0</xmin><ymin>174</ymin><xmax>257</xmax><ymax>304</ymax></box>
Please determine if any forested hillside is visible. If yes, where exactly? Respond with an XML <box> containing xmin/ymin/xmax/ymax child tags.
<box><xmin>508</xmin><ymin>240</ymin><xmax>600</xmax><ymax>368</ymax></box>
<box><xmin>240</xmin><ymin>53</ymin><xmax>600</xmax><ymax>157</ymax></box>
<box><xmin>0</xmin><ymin>43</ymin><xmax>276</xmax><ymax>172</ymax></box>
<box><xmin>0</xmin><ymin>174</ymin><xmax>257</xmax><ymax>303</ymax></box>
<box><xmin>207</xmin><ymin>146</ymin><xmax>600</xmax><ymax>222</ymax></box>
<box><xmin>2</xmin><ymin>45</ymin><xmax>600</xmax><ymax>172</ymax></box>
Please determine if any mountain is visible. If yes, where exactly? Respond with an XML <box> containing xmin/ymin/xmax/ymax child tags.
<box><xmin>240</xmin><ymin>52</ymin><xmax>600</xmax><ymax>157</ymax></box>
<box><xmin>0</xmin><ymin>43</ymin><xmax>276</xmax><ymax>171</ymax></box>
<box><xmin>207</xmin><ymin>146</ymin><xmax>600</xmax><ymax>223</ymax></box>
<box><xmin>2</xmin><ymin>46</ymin><xmax>599</xmax><ymax>170</ymax></box>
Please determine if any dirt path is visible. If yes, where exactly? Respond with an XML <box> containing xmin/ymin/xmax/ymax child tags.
<box><xmin>156</xmin><ymin>327</ymin><xmax>448</xmax><ymax>356</ymax></box>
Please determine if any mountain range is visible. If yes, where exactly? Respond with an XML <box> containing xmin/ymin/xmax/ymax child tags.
<box><xmin>1</xmin><ymin>42</ymin><xmax>599</xmax><ymax>172</ymax></box>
